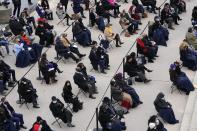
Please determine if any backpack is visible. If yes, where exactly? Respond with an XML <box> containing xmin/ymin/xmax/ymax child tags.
<box><xmin>72</xmin><ymin>97</ymin><xmax>83</xmax><ymax>112</ymax></box>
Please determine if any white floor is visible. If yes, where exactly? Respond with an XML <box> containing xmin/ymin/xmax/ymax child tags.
<box><xmin>1</xmin><ymin>0</ymin><xmax>197</xmax><ymax>131</ymax></box>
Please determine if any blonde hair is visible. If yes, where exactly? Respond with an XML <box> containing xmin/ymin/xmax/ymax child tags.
<box><xmin>179</xmin><ymin>41</ymin><xmax>189</xmax><ymax>50</ymax></box>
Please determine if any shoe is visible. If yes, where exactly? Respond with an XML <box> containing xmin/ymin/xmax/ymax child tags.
<box><xmin>89</xmin><ymin>95</ymin><xmax>96</xmax><ymax>99</ymax></box>
<box><xmin>169</xmin><ymin>27</ymin><xmax>175</xmax><ymax>30</ymax></box>
<box><xmin>186</xmin><ymin>92</ymin><xmax>190</xmax><ymax>95</ymax></box>
<box><xmin>175</xmin><ymin>23</ymin><xmax>179</xmax><ymax>25</ymax></box>
<box><xmin>147</xmin><ymin>69</ymin><xmax>153</xmax><ymax>72</ymax></box>
<box><xmin>175</xmin><ymin>120</ymin><xmax>179</xmax><ymax>124</ymax></box>
<box><xmin>148</xmin><ymin>59</ymin><xmax>154</xmax><ymax>63</ymax></box>
<box><xmin>4</xmin><ymin>88</ymin><xmax>8</xmax><ymax>90</ymax></box>
<box><xmin>33</xmin><ymin>105</ymin><xmax>40</xmax><ymax>108</ymax></box>
<box><xmin>58</xmin><ymin>71</ymin><xmax>63</xmax><ymax>73</ymax></box>
<box><xmin>28</xmin><ymin>2</ymin><xmax>33</xmax><ymax>5</ymax></box>
<box><xmin>139</xmin><ymin>101</ymin><xmax>143</xmax><ymax>104</ymax></box>
<box><xmin>178</xmin><ymin>18</ymin><xmax>182</xmax><ymax>21</ymax></box>
<box><xmin>120</xmin><ymin>42</ymin><xmax>124</xmax><ymax>45</ymax></box>
<box><xmin>94</xmin><ymin>91</ymin><xmax>99</xmax><ymax>94</ymax></box>
<box><xmin>144</xmin><ymin>79</ymin><xmax>151</xmax><ymax>83</ymax></box>
<box><xmin>20</xmin><ymin>125</ymin><xmax>27</xmax><ymax>129</ymax></box>
<box><xmin>82</xmin><ymin>15</ymin><xmax>86</xmax><ymax>18</ymax></box>
<box><xmin>79</xmin><ymin>54</ymin><xmax>86</xmax><ymax>58</ymax></box>
<box><xmin>101</xmin><ymin>71</ymin><xmax>107</xmax><ymax>74</ymax></box>
<box><xmin>67</xmin><ymin>123</ymin><xmax>75</xmax><ymax>127</ymax></box>
<box><xmin>116</xmin><ymin>45</ymin><xmax>121</xmax><ymax>47</ymax></box>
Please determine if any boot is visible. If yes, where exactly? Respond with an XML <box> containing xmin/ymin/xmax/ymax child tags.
<box><xmin>89</xmin><ymin>95</ymin><xmax>96</xmax><ymax>99</ymax></box>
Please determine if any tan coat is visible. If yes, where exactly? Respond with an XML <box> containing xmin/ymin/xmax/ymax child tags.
<box><xmin>186</xmin><ymin>32</ymin><xmax>197</xmax><ymax>49</ymax></box>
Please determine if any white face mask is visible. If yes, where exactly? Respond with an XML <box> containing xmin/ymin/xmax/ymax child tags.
<box><xmin>67</xmin><ymin>83</ymin><xmax>70</xmax><ymax>86</ymax></box>
<box><xmin>52</xmin><ymin>100</ymin><xmax>57</xmax><ymax>103</ymax></box>
<box><xmin>155</xmin><ymin>119</ymin><xmax>159</xmax><ymax>125</ymax></box>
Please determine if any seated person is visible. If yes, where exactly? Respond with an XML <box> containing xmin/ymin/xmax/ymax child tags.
<box><xmin>56</xmin><ymin>2</ymin><xmax>72</xmax><ymax>26</ymax></box>
<box><xmin>36</xmin><ymin>2</ymin><xmax>53</xmax><ymax>20</ymax></box>
<box><xmin>0</xmin><ymin>107</ymin><xmax>17</xmax><ymax>131</ymax></box>
<box><xmin>39</xmin><ymin>53</ymin><xmax>62</xmax><ymax>84</ymax></box>
<box><xmin>104</xmin><ymin>23</ymin><xmax>123</xmax><ymax>47</ymax></box>
<box><xmin>0</xmin><ymin>60</ymin><xmax>16</xmax><ymax>87</ymax></box>
<box><xmin>89</xmin><ymin>41</ymin><xmax>110</xmax><ymax>73</ymax></box>
<box><xmin>9</xmin><ymin>16</ymin><xmax>24</xmax><ymax>36</ymax></box>
<box><xmin>17</xmin><ymin>77</ymin><xmax>39</xmax><ymax>108</ymax></box>
<box><xmin>72</xmin><ymin>21</ymin><xmax>92</xmax><ymax>47</ymax></box>
<box><xmin>122</xmin><ymin>10</ymin><xmax>139</xmax><ymax>32</ymax></box>
<box><xmin>141</xmin><ymin>0</ymin><xmax>158</xmax><ymax>13</ymax></box>
<box><xmin>20</xmin><ymin>32</ymin><xmax>34</xmax><ymax>46</ymax></box>
<box><xmin>61</xmin><ymin>33</ymin><xmax>86</xmax><ymax>58</ymax></box>
<box><xmin>41</xmin><ymin>0</ymin><xmax>53</xmax><ymax>20</ymax></box>
<box><xmin>49</xmin><ymin>96</ymin><xmax>75</xmax><ymax>127</ymax></box>
<box><xmin>185</xmin><ymin>27</ymin><xmax>197</xmax><ymax>49</ymax></box>
<box><xmin>136</xmin><ymin>34</ymin><xmax>158</xmax><ymax>62</ymax></box>
<box><xmin>21</xmin><ymin>8</ymin><xmax>37</xmax><ymax>29</ymax></box>
<box><xmin>169</xmin><ymin>61</ymin><xmax>194</xmax><ymax>95</ymax></box>
<box><xmin>111</xmin><ymin>80</ymin><xmax>133</xmax><ymax>109</ymax></box>
<box><xmin>30</xmin><ymin>116</ymin><xmax>53</xmax><ymax>131</ymax></box>
<box><xmin>72</xmin><ymin>0</ymin><xmax>86</xmax><ymax>18</ymax></box>
<box><xmin>19</xmin><ymin>12</ymin><xmax>33</xmax><ymax>36</ymax></box>
<box><xmin>62</xmin><ymin>81</ymin><xmax>83</xmax><ymax>112</ymax></box>
<box><xmin>147</xmin><ymin>115</ymin><xmax>167</xmax><ymax>131</ymax></box>
<box><xmin>129</xmin><ymin>0</ymin><xmax>146</xmax><ymax>24</ymax></box>
<box><xmin>89</xmin><ymin>9</ymin><xmax>106</xmax><ymax>32</ymax></box>
<box><xmin>124</xmin><ymin>52</ymin><xmax>152</xmax><ymax>83</ymax></box>
<box><xmin>55</xmin><ymin>36</ymin><xmax>81</xmax><ymax>63</ymax></box>
<box><xmin>179</xmin><ymin>41</ymin><xmax>197</xmax><ymax>71</ymax></box>
<box><xmin>73</xmin><ymin>64</ymin><xmax>97</xmax><ymax>99</ymax></box>
<box><xmin>161</xmin><ymin>3</ymin><xmax>181</xmax><ymax>30</ymax></box>
<box><xmin>99</xmin><ymin>97</ymin><xmax>126</xmax><ymax>131</ymax></box>
<box><xmin>119</xmin><ymin>13</ymin><xmax>133</xmax><ymax>37</ymax></box>
<box><xmin>170</xmin><ymin>0</ymin><xmax>186</xmax><ymax>14</ymax></box>
<box><xmin>35</xmin><ymin>21</ymin><xmax>54</xmax><ymax>47</ymax></box>
<box><xmin>14</xmin><ymin>38</ymin><xmax>32</xmax><ymax>68</ymax></box>
<box><xmin>96</xmin><ymin>2</ymin><xmax>111</xmax><ymax>23</ymax></box>
<box><xmin>154</xmin><ymin>92</ymin><xmax>179</xmax><ymax>124</ymax></box>
<box><xmin>150</xmin><ymin>16</ymin><xmax>169</xmax><ymax>46</ymax></box>
<box><xmin>0</xmin><ymin>35</ymin><xmax>10</xmax><ymax>55</ymax></box>
<box><xmin>0</xmin><ymin>97</ymin><xmax>27</xmax><ymax>130</ymax></box>
<box><xmin>114</xmin><ymin>73</ymin><xmax>143</xmax><ymax>108</ymax></box>
<box><xmin>192</xmin><ymin>6</ymin><xmax>197</xmax><ymax>26</ymax></box>
<box><xmin>101</xmin><ymin>0</ymin><xmax>120</xmax><ymax>17</ymax></box>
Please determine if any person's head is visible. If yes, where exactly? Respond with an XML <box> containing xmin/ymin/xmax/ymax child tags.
<box><xmin>188</xmin><ymin>27</ymin><xmax>193</xmax><ymax>33</ymax></box>
<box><xmin>120</xmin><ymin>13</ymin><xmax>124</xmax><ymax>18</ymax></box>
<box><xmin>114</xmin><ymin>73</ymin><xmax>123</xmax><ymax>81</ymax></box>
<box><xmin>57</xmin><ymin>2</ymin><xmax>63</xmax><ymax>9</ymax></box>
<box><xmin>51</xmin><ymin>96</ymin><xmax>57</xmax><ymax>103</ymax></box>
<box><xmin>179</xmin><ymin>41</ymin><xmax>188</xmax><ymax>50</ymax></box>
<box><xmin>156</xmin><ymin>92</ymin><xmax>165</xmax><ymax>100</ymax></box>
<box><xmin>102</xmin><ymin>97</ymin><xmax>110</xmax><ymax>104</ymax></box>
<box><xmin>154</xmin><ymin>16</ymin><xmax>160</xmax><ymax>22</ymax></box>
<box><xmin>126</xmin><ymin>55</ymin><xmax>132</xmax><ymax>63</ymax></box>
<box><xmin>36</xmin><ymin>116</ymin><xmax>43</xmax><ymax>123</ymax></box>
<box><xmin>164</xmin><ymin>3</ymin><xmax>170</xmax><ymax>9</ymax></box>
<box><xmin>130</xmin><ymin>52</ymin><xmax>136</xmax><ymax>59</ymax></box>
<box><xmin>64</xmin><ymin>80</ymin><xmax>71</xmax><ymax>87</ymax></box>
<box><xmin>77</xmin><ymin>63</ymin><xmax>85</xmax><ymax>69</ymax></box>
<box><xmin>122</xmin><ymin>9</ymin><xmax>126</xmax><ymax>14</ymax></box>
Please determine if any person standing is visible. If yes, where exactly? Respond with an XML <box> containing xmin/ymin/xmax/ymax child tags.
<box><xmin>12</xmin><ymin>0</ymin><xmax>21</xmax><ymax>17</ymax></box>
<box><xmin>60</xmin><ymin>0</ymin><xmax>69</xmax><ymax>12</ymax></box>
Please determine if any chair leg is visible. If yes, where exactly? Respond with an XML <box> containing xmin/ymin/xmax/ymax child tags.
<box><xmin>52</xmin><ymin>118</ymin><xmax>61</xmax><ymax>128</ymax></box>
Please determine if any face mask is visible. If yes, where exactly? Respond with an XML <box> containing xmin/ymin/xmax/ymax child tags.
<box><xmin>52</xmin><ymin>100</ymin><xmax>57</xmax><ymax>103</ymax></box>
<box><xmin>67</xmin><ymin>83</ymin><xmax>70</xmax><ymax>86</ymax></box>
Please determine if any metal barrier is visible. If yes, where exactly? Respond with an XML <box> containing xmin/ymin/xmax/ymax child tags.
<box><xmin>85</xmin><ymin>21</ymin><xmax>150</xmax><ymax>131</ymax></box>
